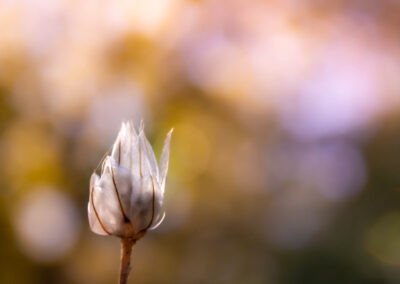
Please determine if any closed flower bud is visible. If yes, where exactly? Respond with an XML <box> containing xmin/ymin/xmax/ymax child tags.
<box><xmin>88</xmin><ymin>121</ymin><xmax>172</xmax><ymax>240</ymax></box>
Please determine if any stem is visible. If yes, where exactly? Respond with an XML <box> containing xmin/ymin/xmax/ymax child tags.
<box><xmin>119</xmin><ymin>238</ymin><xmax>136</xmax><ymax>284</ymax></box>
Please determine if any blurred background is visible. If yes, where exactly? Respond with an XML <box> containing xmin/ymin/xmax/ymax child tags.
<box><xmin>1</xmin><ymin>0</ymin><xmax>400</xmax><ymax>283</ymax></box>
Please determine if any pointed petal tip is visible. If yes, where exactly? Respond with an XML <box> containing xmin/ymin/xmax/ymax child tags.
<box><xmin>120</xmin><ymin>120</ymin><xmax>139</xmax><ymax>137</ymax></box>
<box><xmin>164</xmin><ymin>128</ymin><xmax>173</xmax><ymax>143</ymax></box>
<box><xmin>126</xmin><ymin>120</ymin><xmax>134</xmax><ymax>128</ymax></box>
<box><xmin>91</xmin><ymin>171</ymin><xmax>100</xmax><ymax>179</ymax></box>
<box><xmin>124</xmin><ymin>121</ymin><xmax>131</xmax><ymax>131</ymax></box>
<box><xmin>129</xmin><ymin>120</ymin><xmax>138</xmax><ymax>135</ymax></box>
<box><xmin>119</xmin><ymin>122</ymin><xmax>127</xmax><ymax>136</ymax></box>
<box><xmin>90</xmin><ymin>172</ymin><xmax>100</xmax><ymax>187</ymax></box>
<box><xmin>139</xmin><ymin>119</ymin><xmax>145</xmax><ymax>133</ymax></box>
<box><xmin>101</xmin><ymin>156</ymin><xmax>116</xmax><ymax>173</ymax></box>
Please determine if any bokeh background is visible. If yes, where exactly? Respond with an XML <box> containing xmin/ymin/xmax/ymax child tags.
<box><xmin>1</xmin><ymin>0</ymin><xmax>400</xmax><ymax>283</ymax></box>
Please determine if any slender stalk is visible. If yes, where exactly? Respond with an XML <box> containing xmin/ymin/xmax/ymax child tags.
<box><xmin>119</xmin><ymin>238</ymin><xmax>136</xmax><ymax>284</ymax></box>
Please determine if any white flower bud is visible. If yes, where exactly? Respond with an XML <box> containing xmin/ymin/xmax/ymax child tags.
<box><xmin>88</xmin><ymin>121</ymin><xmax>172</xmax><ymax>239</ymax></box>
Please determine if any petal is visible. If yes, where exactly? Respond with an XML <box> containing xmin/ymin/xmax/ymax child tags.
<box><xmin>138</xmin><ymin>131</ymin><xmax>152</xmax><ymax>178</ymax></box>
<box><xmin>159</xmin><ymin>129</ymin><xmax>173</xmax><ymax>192</ymax></box>
<box><xmin>152</xmin><ymin>176</ymin><xmax>164</xmax><ymax>217</ymax></box>
<box><xmin>88</xmin><ymin>173</ymin><xmax>108</xmax><ymax>235</ymax></box>
<box><xmin>129</xmin><ymin>135</ymin><xmax>141</xmax><ymax>178</ymax></box>
<box><xmin>90</xmin><ymin>172</ymin><xmax>100</xmax><ymax>189</ymax></box>
<box><xmin>128</xmin><ymin>176</ymin><xmax>162</xmax><ymax>233</ymax></box>
<box><xmin>141</xmin><ymin>130</ymin><xmax>159</xmax><ymax>183</ymax></box>
<box><xmin>149</xmin><ymin>178</ymin><xmax>165</xmax><ymax>230</ymax></box>
<box><xmin>150</xmin><ymin>212</ymin><xmax>166</xmax><ymax>230</ymax></box>
<box><xmin>108</xmin><ymin>158</ymin><xmax>134</xmax><ymax>220</ymax></box>
<box><xmin>110</xmin><ymin>127</ymin><xmax>122</xmax><ymax>165</ymax></box>
<box><xmin>92</xmin><ymin>158</ymin><xmax>125</xmax><ymax>235</ymax></box>
<box><xmin>114</xmin><ymin>122</ymin><xmax>141</xmax><ymax>176</ymax></box>
<box><xmin>88</xmin><ymin>202</ymin><xmax>108</xmax><ymax>235</ymax></box>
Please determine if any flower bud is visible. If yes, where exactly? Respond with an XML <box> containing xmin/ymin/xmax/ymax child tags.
<box><xmin>88</xmin><ymin>121</ymin><xmax>172</xmax><ymax>239</ymax></box>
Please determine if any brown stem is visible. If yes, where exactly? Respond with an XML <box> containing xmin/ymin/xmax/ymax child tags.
<box><xmin>119</xmin><ymin>238</ymin><xmax>136</xmax><ymax>284</ymax></box>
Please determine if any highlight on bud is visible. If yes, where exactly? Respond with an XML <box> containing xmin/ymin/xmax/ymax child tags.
<box><xmin>88</xmin><ymin>121</ymin><xmax>172</xmax><ymax>240</ymax></box>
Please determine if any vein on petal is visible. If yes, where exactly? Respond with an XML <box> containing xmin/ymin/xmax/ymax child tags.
<box><xmin>91</xmin><ymin>183</ymin><xmax>111</xmax><ymax>235</ymax></box>
<box><xmin>110</xmin><ymin>166</ymin><xmax>130</xmax><ymax>222</ymax></box>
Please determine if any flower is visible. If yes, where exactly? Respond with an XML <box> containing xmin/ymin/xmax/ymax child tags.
<box><xmin>88</xmin><ymin>121</ymin><xmax>172</xmax><ymax>240</ymax></box>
